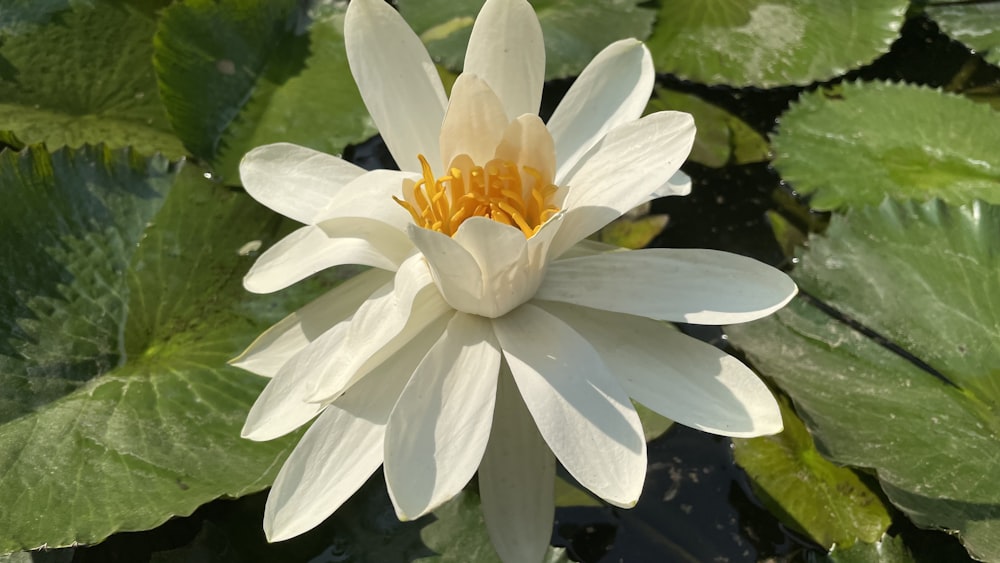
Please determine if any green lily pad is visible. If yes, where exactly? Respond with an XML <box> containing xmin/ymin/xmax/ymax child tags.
<box><xmin>773</xmin><ymin>81</ymin><xmax>1000</xmax><ymax>209</ymax></box>
<box><xmin>0</xmin><ymin>0</ymin><xmax>77</xmax><ymax>37</ymax></box>
<box><xmin>646</xmin><ymin>88</ymin><xmax>769</xmax><ymax>167</ymax></box>
<box><xmin>0</xmin><ymin>3</ymin><xmax>185</xmax><ymax>158</ymax></box>
<box><xmin>646</xmin><ymin>0</ymin><xmax>907</xmax><ymax>88</ymax></box>
<box><xmin>398</xmin><ymin>0</ymin><xmax>656</xmax><ymax>80</ymax></box>
<box><xmin>153</xmin><ymin>0</ymin><xmax>375</xmax><ymax>181</ymax></box>
<box><xmin>733</xmin><ymin>396</ymin><xmax>891</xmax><ymax>549</ymax></box>
<box><xmin>0</xmin><ymin>144</ymin><xmax>340</xmax><ymax>552</ymax></box>
<box><xmin>728</xmin><ymin>199</ymin><xmax>1000</xmax><ymax>561</ymax></box>
<box><xmin>925</xmin><ymin>3</ymin><xmax>1000</xmax><ymax>67</ymax></box>
<box><xmin>819</xmin><ymin>534</ymin><xmax>913</xmax><ymax>563</ymax></box>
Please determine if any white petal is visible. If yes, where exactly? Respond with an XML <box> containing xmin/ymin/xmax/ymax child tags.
<box><xmin>648</xmin><ymin>170</ymin><xmax>693</xmax><ymax>201</ymax></box>
<box><xmin>537</xmin><ymin>302</ymin><xmax>782</xmax><ymax>437</ymax></box>
<box><xmin>263</xmin><ymin>317</ymin><xmax>445</xmax><ymax>542</ymax></box>
<box><xmin>231</xmin><ymin>269</ymin><xmax>393</xmax><ymax>377</ymax></box>
<box><xmin>537</xmin><ymin>248</ymin><xmax>798</xmax><ymax>325</ymax></box>
<box><xmin>384</xmin><ymin>313</ymin><xmax>501</xmax><ymax>520</ymax></box>
<box><xmin>406</xmin><ymin>224</ymin><xmax>482</xmax><ymax>314</ymax></box>
<box><xmin>494</xmin><ymin>114</ymin><xmax>556</xmax><ymax>186</ymax></box>
<box><xmin>243</xmin><ymin>219</ymin><xmax>413</xmax><ymax>294</ymax></box>
<box><xmin>439</xmin><ymin>74</ymin><xmax>509</xmax><ymax>170</ymax></box>
<box><xmin>307</xmin><ymin>254</ymin><xmax>453</xmax><ymax>403</ymax></box>
<box><xmin>345</xmin><ymin>0</ymin><xmax>447</xmax><ymax>173</ymax></box>
<box><xmin>492</xmin><ymin>304</ymin><xmax>646</xmax><ymax>507</ymax></box>
<box><xmin>240</xmin><ymin>143</ymin><xmax>366</xmax><ymax>224</ymax></box>
<box><xmin>464</xmin><ymin>0</ymin><xmax>544</xmax><ymax>119</ymax></box>
<box><xmin>315</xmin><ymin>169</ymin><xmax>419</xmax><ymax>232</ymax></box>
<box><xmin>549</xmin><ymin>111</ymin><xmax>696</xmax><ymax>258</ymax></box>
<box><xmin>548</xmin><ymin>40</ymin><xmax>655</xmax><ymax>182</ymax></box>
<box><xmin>480</xmin><ymin>366</ymin><xmax>555</xmax><ymax>563</ymax></box>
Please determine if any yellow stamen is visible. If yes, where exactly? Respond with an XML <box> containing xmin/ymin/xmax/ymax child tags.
<box><xmin>396</xmin><ymin>154</ymin><xmax>560</xmax><ymax>238</ymax></box>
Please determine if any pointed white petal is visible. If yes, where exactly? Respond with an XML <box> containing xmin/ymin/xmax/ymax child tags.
<box><xmin>494</xmin><ymin>114</ymin><xmax>556</xmax><ymax>186</ymax></box>
<box><xmin>538</xmin><ymin>302</ymin><xmax>782</xmax><ymax>437</ymax></box>
<box><xmin>406</xmin><ymin>224</ymin><xmax>482</xmax><ymax>312</ymax></box>
<box><xmin>345</xmin><ymin>0</ymin><xmax>447</xmax><ymax>173</ymax></box>
<box><xmin>439</xmin><ymin>74</ymin><xmax>509</xmax><ymax>170</ymax></box>
<box><xmin>231</xmin><ymin>269</ymin><xmax>393</xmax><ymax>377</ymax></box>
<box><xmin>480</xmin><ymin>366</ymin><xmax>555</xmax><ymax>563</ymax></box>
<box><xmin>549</xmin><ymin>112</ymin><xmax>696</xmax><ymax>258</ymax></box>
<box><xmin>384</xmin><ymin>313</ymin><xmax>501</xmax><ymax>520</ymax></box>
<box><xmin>243</xmin><ymin>219</ymin><xmax>413</xmax><ymax>294</ymax></box>
<box><xmin>240</xmin><ymin>143</ymin><xmax>366</xmax><ymax>224</ymax></box>
<box><xmin>315</xmin><ymin>169</ymin><xmax>419</xmax><ymax>232</ymax></box>
<box><xmin>464</xmin><ymin>0</ymin><xmax>544</xmax><ymax>119</ymax></box>
<box><xmin>538</xmin><ymin>248</ymin><xmax>797</xmax><ymax>325</ymax></box>
<box><xmin>492</xmin><ymin>304</ymin><xmax>646</xmax><ymax>507</ymax></box>
<box><xmin>307</xmin><ymin>254</ymin><xmax>453</xmax><ymax>403</ymax></box>
<box><xmin>263</xmin><ymin>318</ymin><xmax>445</xmax><ymax>542</ymax></box>
<box><xmin>548</xmin><ymin>40</ymin><xmax>655</xmax><ymax>182</ymax></box>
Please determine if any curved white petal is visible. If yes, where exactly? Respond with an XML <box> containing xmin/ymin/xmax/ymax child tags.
<box><xmin>345</xmin><ymin>0</ymin><xmax>447</xmax><ymax>173</ymax></box>
<box><xmin>548</xmin><ymin>40</ymin><xmax>655</xmax><ymax>182</ymax></box>
<box><xmin>384</xmin><ymin>313</ymin><xmax>501</xmax><ymax>520</ymax></box>
<box><xmin>464</xmin><ymin>0</ymin><xmax>544</xmax><ymax>119</ymax></box>
<box><xmin>231</xmin><ymin>269</ymin><xmax>393</xmax><ymax>377</ymax></box>
<box><xmin>494</xmin><ymin>114</ymin><xmax>556</xmax><ymax>187</ymax></box>
<box><xmin>480</xmin><ymin>366</ymin><xmax>555</xmax><ymax>563</ymax></box>
<box><xmin>648</xmin><ymin>170</ymin><xmax>692</xmax><ymax>201</ymax></box>
<box><xmin>307</xmin><ymin>254</ymin><xmax>453</xmax><ymax>403</ymax></box>
<box><xmin>243</xmin><ymin>219</ymin><xmax>413</xmax><ymax>294</ymax></box>
<box><xmin>492</xmin><ymin>303</ymin><xmax>646</xmax><ymax>507</ymax></box>
<box><xmin>316</xmin><ymin>169</ymin><xmax>419</xmax><ymax>232</ymax></box>
<box><xmin>537</xmin><ymin>248</ymin><xmax>798</xmax><ymax>325</ymax></box>
<box><xmin>549</xmin><ymin>111</ymin><xmax>696</xmax><ymax>258</ymax></box>
<box><xmin>262</xmin><ymin>318</ymin><xmax>445</xmax><ymax>542</ymax></box>
<box><xmin>240</xmin><ymin>143</ymin><xmax>366</xmax><ymax>224</ymax></box>
<box><xmin>439</xmin><ymin>74</ymin><xmax>509</xmax><ymax>170</ymax></box>
<box><xmin>538</xmin><ymin>302</ymin><xmax>782</xmax><ymax>437</ymax></box>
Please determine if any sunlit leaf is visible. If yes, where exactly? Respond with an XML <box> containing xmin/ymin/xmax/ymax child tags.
<box><xmin>925</xmin><ymin>3</ymin><xmax>1000</xmax><ymax>66</ymax></box>
<box><xmin>728</xmin><ymin>199</ymin><xmax>1000</xmax><ymax>561</ymax></box>
<box><xmin>0</xmin><ymin>3</ymin><xmax>185</xmax><ymax>158</ymax></box>
<box><xmin>646</xmin><ymin>0</ymin><xmax>907</xmax><ymax>87</ymax></box>
<box><xmin>773</xmin><ymin>81</ymin><xmax>1000</xmax><ymax>209</ymax></box>
<box><xmin>0</xmin><ymin>144</ymin><xmax>342</xmax><ymax>551</ymax></box>
<box><xmin>153</xmin><ymin>0</ymin><xmax>374</xmax><ymax>181</ymax></box>
<box><xmin>397</xmin><ymin>0</ymin><xmax>655</xmax><ymax>80</ymax></box>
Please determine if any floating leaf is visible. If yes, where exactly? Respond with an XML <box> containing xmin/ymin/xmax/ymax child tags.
<box><xmin>0</xmin><ymin>3</ymin><xmax>185</xmax><ymax>157</ymax></box>
<box><xmin>0</xmin><ymin>144</ymin><xmax>341</xmax><ymax>552</ymax></box>
<box><xmin>646</xmin><ymin>0</ymin><xmax>907</xmax><ymax>88</ymax></box>
<box><xmin>154</xmin><ymin>0</ymin><xmax>374</xmax><ymax>181</ymax></box>
<box><xmin>0</xmin><ymin>0</ymin><xmax>78</xmax><ymax>37</ymax></box>
<box><xmin>733</xmin><ymin>397</ymin><xmax>892</xmax><ymax>549</ymax></box>
<box><xmin>925</xmin><ymin>3</ymin><xmax>1000</xmax><ymax>67</ymax></box>
<box><xmin>818</xmin><ymin>534</ymin><xmax>913</xmax><ymax>563</ymax></box>
<box><xmin>773</xmin><ymin>81</ymin><xmax>1000</xmax><ymax>209</ymax></box>
<box><xmin>646</xmin><ymin>88</ymin><xmax>769</xmax><ymax>167</ymax></box>
<box><xmin>728</xmin><ymin>200</ymin><xmax>1000</xmax><ymax>561</ymax></box>
<box><xmin>398</xmin><ymin>0</ymin><xmax>655</xmax><ymax>80</ymax></box>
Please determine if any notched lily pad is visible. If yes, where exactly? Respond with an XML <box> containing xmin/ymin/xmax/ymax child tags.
<box><xmin>0</xmin><ymin>144</ymin><xmax>336</xmax><ymax>552</ymax></box>
<box><xmin>925</xmin><ymin>3</ymin><xmax>1000</xmax><ymax>67</ymax></box>
<box><xmin>728</xmin><ymin>199</ymin><xmax>1000</xmax><ymax>561</ymax></box>
<box><xmin>646</xmin><ymin>0</ymin><xmax>907</xmax><ymax>88</ymax></box>
<box><xmin>773</xmin><ymin>81</ymin><xmax>1000</xmax><ymax>209</ymax></box>
<box><xmin>398</xmin><ymin>0</ymin><xmax>655</xmax><ymax>80</ymax></box>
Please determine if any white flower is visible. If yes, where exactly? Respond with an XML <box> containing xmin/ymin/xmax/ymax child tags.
<box><xmin>232</xmin><ymin>0</ymin><xmax>797</xmax><ymax>561</ymax></box>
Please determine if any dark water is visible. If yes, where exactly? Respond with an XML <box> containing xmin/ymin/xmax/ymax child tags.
<box><xmin>54</xmin><ymin>13</ymin><xmax>996</xmax><ymax>563</ymax></box>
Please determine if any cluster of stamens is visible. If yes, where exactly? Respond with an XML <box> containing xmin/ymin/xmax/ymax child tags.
<box><xmin>394</xmin><ymin>155</ymin><xmax>560</xmax><ymax>238</ymax></box>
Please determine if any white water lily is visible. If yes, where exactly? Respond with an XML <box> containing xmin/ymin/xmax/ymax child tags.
<box><xmin>232</xmin><ymin>0</ymin><xmax>797</xmax><ymax>561</ymax></box>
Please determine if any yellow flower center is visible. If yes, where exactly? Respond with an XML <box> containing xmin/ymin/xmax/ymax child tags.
<box><xmin>394</xmin><ymin>154</ymin><xmax>560</xmax><ymax>238</ymax></box>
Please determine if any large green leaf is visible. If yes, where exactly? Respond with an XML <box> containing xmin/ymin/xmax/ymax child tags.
<box><xmin>733</xmin><ymin>397</ymin><xmax>892</xmax><ymax>549</ymax></box>
<box><xmin>646</xmin><ymin>88</ymin><xmax>769</xmax><ymax>168</ymax></box>
<box><xmin>646</xmin><ymin>0</ymin><xmax>907</xmax><ymax>88</ymax></box>
<box><xmin>397</xmin><ymin>0</ymin><xmax>655</xmax><ymax>80</ymax></box>
<box><xmin>153</xmin><ymin>0</ymin><xmax>375</xmax><ymax>182</ymax></box>
<box><xmin>925</xmin><ymin>3</ymin><xmax>1000</xmax><ymax>67</ymax></box>
<box><xmin>0</xmin><ymin>144</ymin><xmax>334</xmax><ymax>552</ymax></box>
<box><xmin>0</xmin><ymin>3</ymin><xmax>185</xmax><ymax>158</ymax></box>
<box><xmin>728</xmin><ymin>200</ymin><xmax>1000</xmax><ymax>561</ymax></box>
<box><xmin>773</xmin><ymin>81</ymin><xmax>1000</xmax><ymax>210</ymax></box>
